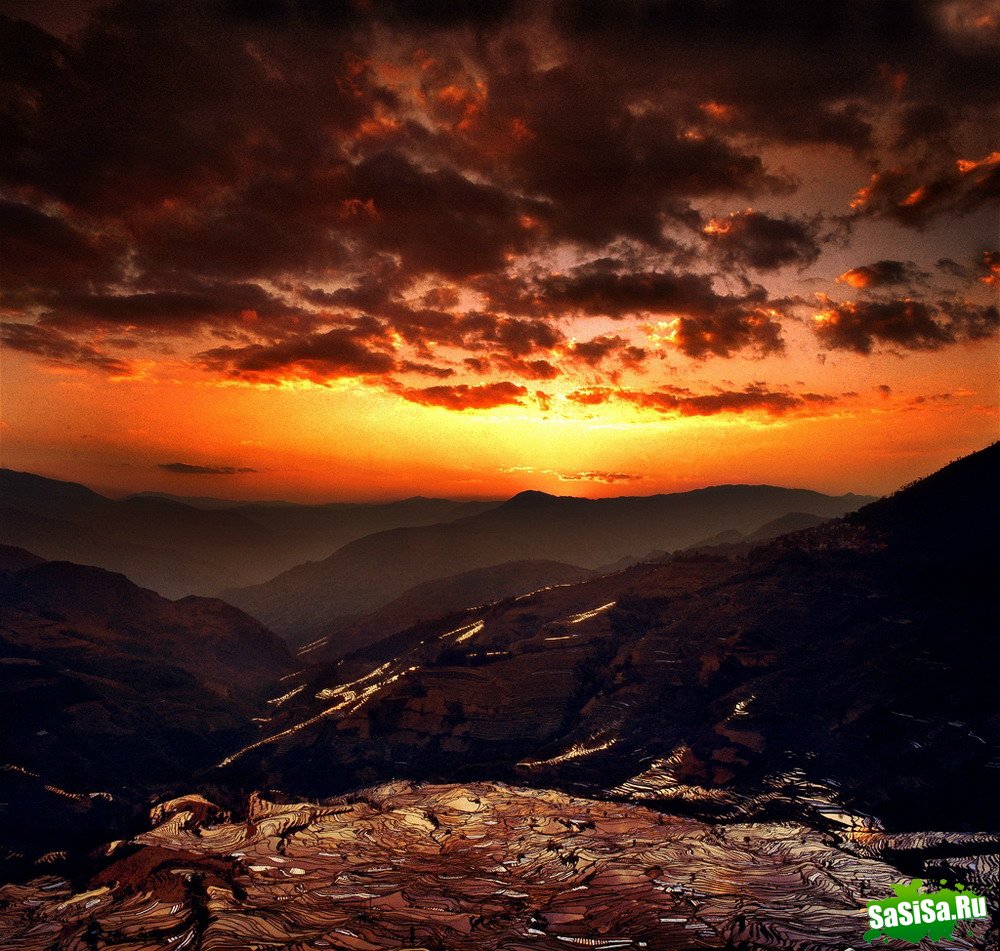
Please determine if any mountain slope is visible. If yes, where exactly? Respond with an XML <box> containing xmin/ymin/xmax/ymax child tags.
<box><xmin>216</xmin><ymin>444</ymin><xmax>998</xmax><ymax>833</ymax></box>
<box><xmin>0</xmin><ymin>468</ymin><xmax>497</xmax><ymax>597</ymax></box>
<box><xmin>0</xmin><ymin>544</ymin><xmax>45</xmax><ymax>571</ymax></box>
<box><xmin>0</xmin><ymin>557</ymin><xmax>294</xmax><ymax>872</ymax></box>
<box><xmin>226</xmin><ymin>483</ymin><xmax>873</xmax><ymax>638</ymax></box>
<box><xmin>306</xmin><ymin>559</ymin><xmax>595</xmax><ymax>659</ymax></box>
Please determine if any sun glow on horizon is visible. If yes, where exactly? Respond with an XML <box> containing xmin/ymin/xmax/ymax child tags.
<box><xmin>0</xmin><ymin>2</ymin><xmax>996</xmax><ymax>506</ymax></box>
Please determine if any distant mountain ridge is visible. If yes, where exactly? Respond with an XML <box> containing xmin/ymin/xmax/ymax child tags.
<box><xmin>225</xmin><ymin>483</ymin><xmax>875</xmax><ymax>640</ymax></box>
<box><xmin>128</xmin><ymin>490</ymin><xmax>491</xmax><ymax>511</ymax></box>
<box><xmin>0</xmin><ymin>468</ymin><xmax>499</xmax><ymax>597</ymax></box>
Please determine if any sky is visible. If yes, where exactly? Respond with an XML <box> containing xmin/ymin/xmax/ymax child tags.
<box><xmin>1</xmin><ymin>0</ymin><xmax>997</xmax><ymax>502</ymax></box>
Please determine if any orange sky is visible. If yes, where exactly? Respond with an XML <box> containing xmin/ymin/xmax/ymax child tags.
<box><xmin>3</xmin><ymin>317</ymin><xmax>996</xmax><ymax>501</ymax></box>
<box><xmin>1</xmin><ymin>3</ymin><xmax>997</xmax><ymax>502</ymax></box>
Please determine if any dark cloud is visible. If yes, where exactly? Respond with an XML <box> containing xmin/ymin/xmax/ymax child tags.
<box><xmin>220</xmin><ymin>0</ymin><xmax>518</xmax><ymax>30</ymax></box>
<box><xmin>392</xmin><ymin>381</ymin><xmax>528</xmax><ymax>410</ymax></box>
<box><xmin>1</xmin><ymin>5</ymin><xmax>370</xmax><ymax>215</ymax></box>
<box><xmin>376</xmin><ymin>305</ymin><xmax>567</xmax><ymax>364</ymax></box>
<box><xmin>849</xmin><ymin>152</ymin><xmax>1000</xmax><ymax>226</ymax></box>
<box><xmin>894</xmin><ymin>101</ymin><xmax>954</xmax><ymax>148</ymax></box>
<box><xmin>0</xmin><ymin>321</ymin><xmax>134</xmax><ymax>374</ymax></box>
<box><xmin>468</xmin><ymin>314</ymin><xmax>562</xmax><ymax>357</ymax></box>
<box><xmin>566</xmin><ymin>383</ymin><xmax>838</xmax><ymax>417</ymax></box>
<box><xmin>837</xmin><ymin>260</ymin><xmax>924</xmax><ymax>289</ymax></box>
<box><xmin>553</xmin><ymin>0</ymin><xmax>999</xmax><ymax>151</ymax></box>
<box><xmin>343</xmin><ymin>150</ymin><xmax>542</xmax><ymax>278</ymax></box>
<box><xmin>1</xmin><ymin>0</ymin><xmax>996</xmax><ymax>390</ymax></box>
<box><xmin>564</xmin><ymin>335</ymin><xmax>647</xmax><ymax>369</ymax></box>
<box><xmin>702</xmin><ymin>211</ymin><xmax>823</xmax><ymax>271</ymax></box>
<box><xmin>198</xmin><ymin>323</ymin><xmax>396</xmax><ymax>383</ymax></box>
<box><xmin>936</xmin><ymin>257</ymin><xmax>968</xmax><ymax>278</ymax></box>
<box><xmin>158</xmin><ymin>462</ymin><xmax>257</xmax><ymax>475</ymax></box>
<box><xmin>464</xmin><ymin>63</ymin><xmax>791</xmax><ymax>247</ymax></box>
<box><xmin>976</xmin><ymin>249</ymin><xmax>1000</xmax><ymax>286</ymax></box>
<box><xmin>34</xmin><ymin>281</ymin><xmax>315</xmax><ymax>339</ymax></box>
<box><xmin>486</xmin><ymin>262</ymin><xmax>787</xmax><ymax>358</ymax></box>
<box><xmin>935</xmin><ymin>249</ymin><xmax>1000</xmax><ymax>285</ymax></box>
<box><xmin>185</xmin><ymin>300</ymin><xmax>571</xmax><ymax>386</ymax></box>
<box><xmin>494</xmin><ymin>357</ymin><xmax>561</xmax><ymax>381</ymax></box>
<box><xmin>300</xmin><ymin>256</ymin><xmax>411</xmax><ymax>312</ymax></box>
<box><xmin>909</xmin><ymin>392</ymin><xmax>955</xmax><ymax>405</ymax></box>
<box><xmin>531</xmin><ymin>264</ymin><xmax>723</xmax><ymax>317</ymax></box>
<box><xmin>0</xmin><ymin>201</ymin><xmax>125</xmax><ymax>297</ymax></box>
<box><xmin>812</xmin><ymin>295</ymin><xmax>999</xmax><ymax>354</ymax></box>
<box><xmin>626</xmin><ymin>386</ymin><xmax>803</xmax><ymax>417</ymax></box>
<box><xmin>400</xmin><ymin>360</ymin><xmax>455</xmax><ymax>379</ymax></box>
<box><xmin>668</xmin><ymin>309</ymin><xmax>785</xmax><ymax>360</ymax></box>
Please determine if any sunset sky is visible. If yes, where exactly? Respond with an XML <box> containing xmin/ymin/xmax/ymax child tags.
<box><xmin>1</xmin><ymin>0</ymin><xmax>997</xmax><ymax>502</ymax></box>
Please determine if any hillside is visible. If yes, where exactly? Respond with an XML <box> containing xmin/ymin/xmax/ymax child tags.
<box><xmin>0</xmin><ymin>447</ymin><xmax>995</xmax><ymax>949</ymax></box>
<box><xmin>3</xmin><ymin>780</ymin><xmax>991</xmax><ymax>951</ymax></box>
<box><xmin>308</xmin><ymin>559</ymin><xmax>595</xmax><ymax>658</ymax></box>
<box><xmin>0</xmin><ymin>556</ymin><xmax>293</xmax><ymax>872</ymax></box>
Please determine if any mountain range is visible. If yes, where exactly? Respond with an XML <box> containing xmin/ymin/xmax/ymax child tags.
<box><xmin>0</xmin><ymin>449</ymin><xmax>996</xmax><ymax>950</ymax></box>
<box><xmin>0</xmin><ymin>468</ymin><xmax>497</xmax><ymax>597</ymax></box>
<box><xmin>224</xmin><ymin>483</ymin><xmax>873</xmax><ymax>644</ymax></box>
<box><xmin>215</xmin><ymin>444</ymin><xmax>999</xmax><ymax>835</ymax></box>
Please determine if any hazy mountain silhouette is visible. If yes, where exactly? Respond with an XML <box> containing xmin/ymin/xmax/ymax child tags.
<box><xmin>225</xmin><ymin>484</ymin><xmax>873</xmax><ymax>640</ymax></box>
<box><xmin>592</xmin><ymin>512</ymin><xmax>832</xmax><ymax>572</ymax></box>
<box><xmin>679</xmin><ymin>510</ymin><xmax>832</xmax><ymax>556</ymax></box>
<box><xmin>0</xmin><ymin>555</ymin><xmax>293</xmax><ymax>873</ymax></box>
<box><xmin>218</xmin><ymin>444</ymin><xmax>998</xmax><ymax>833</ymax></box>
<box><xmin>0</xmin><ymin>469</ymin><xmax>498</xmax><ymax>598</ymax></box>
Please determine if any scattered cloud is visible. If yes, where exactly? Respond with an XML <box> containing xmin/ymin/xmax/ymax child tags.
<box><xmin>702</xmin><ymin>210</ymin><xmax>823</xmax><ymax>270</ymax></box>
<box><xmin>198</xmin><ymin>323</ymin><xmax>396</xmax><ymax>384</ymax></box>
<box><xmin>554</xmin><ymin>471</ymin><xmax>644</xmax><ymax>484</ymax></box>
<box><xmin>976</xmin><ymin>249</ymin><xmax>1000</xmax><ymax>285</ymax></box>
<box><xmin>497</xmin><ymin>465</ymin><xmax>643</xmax><ymax>484</ymax></box>
<box><xmin>392</xmin><ymin>381</ymin><xmax>529</xmax><ymax>411</ymax></box>
<box><xmin>567</xmin><ymin>383</ymin><xmax>838</xmax><ymax>418</ymax></box>
<box><xmin>0</xmin><ymin>322</ymin><xmax>134</xmax><ymax>375</ymax></box>
<box><xmin>811</xmin><ymin>295</ymin><xmax>998</xmax><ymax>354</ymax></box>
<box><xmin>0</xmin><ymin>0</ymin><xmax>996</xmax><ymax>404</ymax></box>
<box><xmin>158</xmin><ymin>463</ymin><xmax>257</xmax><ymax>475</ymax></box>
<box><xmin>849</xmin><ymin>151</ymin><xmax>1000</xmax><ymax>226</ymax></box>
<box><xmin>837</xmin><ymin>260</ymin><xmax>925</xmax><ymax>289</ymax></box>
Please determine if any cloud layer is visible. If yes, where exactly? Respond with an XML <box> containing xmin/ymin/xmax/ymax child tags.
<box><xmin>1</xmin><ymin>1</ymin><xmax>997</xmax><ymax>416</ymax></box>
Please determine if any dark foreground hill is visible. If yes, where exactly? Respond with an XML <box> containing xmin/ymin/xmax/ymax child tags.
<box><xmin>0</xmin><ymin>554</ymin><xmax>293</xmax><ymax>874</ymax></box>
<box><xmin>0</xmin><ymin>468</ymin><xmax>497</xmax><ymax>598</ymax></box>
<box><xmin>226</xmin><ymin>483</ymin><xmax>872</xmax><ymax>640</ymax></box>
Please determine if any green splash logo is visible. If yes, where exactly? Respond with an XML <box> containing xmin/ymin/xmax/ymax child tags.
<box><xmin>864</xmin><ymin>879</ymin><xmax>988</xmax><ymax>944</ymax></box>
